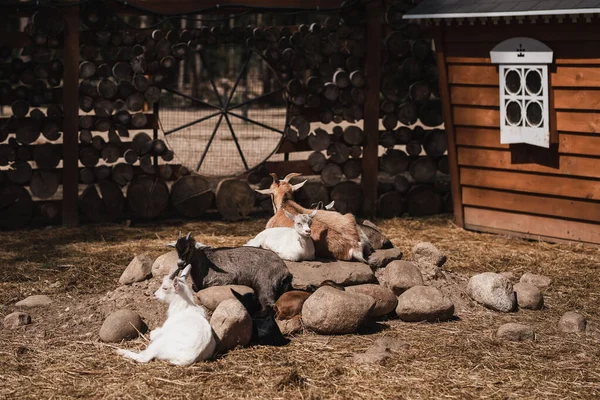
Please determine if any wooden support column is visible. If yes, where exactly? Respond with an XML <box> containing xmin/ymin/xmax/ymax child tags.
<box><xmin>433</xmin><ymin>25</ymin><xmax>464</xmax><ymax>227</ymax></box>
<box><xmin>61</xmin><ymin>3</ymin><xmax>80</xmax><ymax>227</ymax></box>
<box><xmin>361</xmin><ymin>0</ymin><xmax>383</xmax><ymax>217</ymax></box>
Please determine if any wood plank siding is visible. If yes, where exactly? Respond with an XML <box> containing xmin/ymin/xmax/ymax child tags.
<box><xmin>441</xmin><ymin>21</ymin><xmax>600</xmax><ymax>244</ymax></box>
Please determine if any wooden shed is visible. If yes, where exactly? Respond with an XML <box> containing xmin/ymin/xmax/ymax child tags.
<box><xmin>404</xmin><ymin>0</ymin><xmax>600</xmax><ymax>245</ymax></box>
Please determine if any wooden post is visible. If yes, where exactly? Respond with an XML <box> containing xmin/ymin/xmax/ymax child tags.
<box><xmin>433</xmin><ymin>26</ymin><xmax>463</xmax><ymax>227</ymax></box>
<box><xmin>62</xmin><ymin>3</ymin><xmax>80</xmax><ymax>227</ymax></box>
<box><xmin>361</xmin><ymin>0</ymin><xmax>383</xmax><ymax>217</ymax></box>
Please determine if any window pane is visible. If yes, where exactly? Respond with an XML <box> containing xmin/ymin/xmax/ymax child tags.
<box><xmin>505</xmin><ymin>69</ymin><xmax>521</xmax><ymax>95</ymax></box>
<box><xmin>506</xmin><ymin>100</ymin><xmax>522</xmax><ymax>126</ymax></box>
<box><xmin>526</xmin><ymin>101</ymin><xmax>543</xmax><ymax>127</ymax></box>
<box><xmin>525</xmin><ymin>69</ymin><xmax>542</xmax><ymax>95</ymax></box>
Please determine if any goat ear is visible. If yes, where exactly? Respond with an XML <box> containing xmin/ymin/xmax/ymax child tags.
<box><xmin>309</xmin><ymin>209</ymin><xmax>318</xmax><ymax>218</ymax></box>
<box><xmin>362</xmin><ymin>219</ymin><xmax>381</xmax><ymax>232</ymax></box>
<box><xmin>230</xmin><ymin>289</ymin><xmax>243</xmax><ymax>303</ymax></box>
<box><xmin>291</xmin><ymin>180</ymin><xmax>307</xmax><ymax>191</ymax></box>
<box><xmin>173</xmin><ymin>279</ymin><xmax>180</xmax><ymax>293</ymax></box>
<box><xmin>283</xmin><ymin>209</ymin><xmax>295</xmax><ymax>221</ymax></box>
<box><xmin>325</xmin><ymin>201</ymin><xmax>335</xmax><ymax>210</ymax></box>
<box><xmin>255</xmin><ymin>188</ymin><xmax>273</xmax><ymax>195</ymax></box>
<box><xmin>195</xmin><ymin>242</ymin><xmax>210</xmax><ymax>250</ymax></box>
<box><xmin>165</xmin><ymin>241</ymin><xmax>177</xmax><ymax>248</ymax></box>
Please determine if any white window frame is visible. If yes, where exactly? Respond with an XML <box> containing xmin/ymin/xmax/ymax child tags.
<box><xmin>491</xmin><ymin>38</ymin><xmax>553</xmax><ymax>148</ymax></box>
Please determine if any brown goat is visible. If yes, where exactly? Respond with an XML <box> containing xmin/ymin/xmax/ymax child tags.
<box><xmin>256</xmin><ymin>173</ymin><xmax>371</xmax><ymax>262</ymax></box>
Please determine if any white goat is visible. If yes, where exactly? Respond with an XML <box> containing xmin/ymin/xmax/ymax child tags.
<box><xmin>116</xmin><ymin>265</ymin><xmax>216</xmax><ymax>366</ymax></box>
<box><xmin>245</xmin><ymin>209</ymin><xmax>318</xmax><ymax>262</ymax></box>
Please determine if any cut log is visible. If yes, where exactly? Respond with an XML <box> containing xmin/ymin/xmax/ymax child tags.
<box><xmin>286</xmin><ymin>79</ymin><xmax>302</xmax><ymax>95</ymax></box>
<box><xmin>11</xmin><ymin>100</ymin><xmax>29</xmax><ymax>118</ymax></box>
<box><xmin>349</xmin><ymin>70</ymin><xmax>365</xmax><ymax>88</ymax></box>
<box><xmin>79</xmin><ymin>147</ymin><xmax>99</xmax><ymax>167</ymax></box>
<box><xmin>308</xmin><ymin>151</ymin><xmax>327</xmax><ymax>173</ymax></box>
<box><xmin>170</xmin><ymin>175</ymin><xmax>213</xmax><ymax>218</ymax></box>
<box><xmin>411</xmin><ymin>39</ymin><xmax>432</xmax><ymax>61</ymax></box>
<box><xmin>407</xmin><ymin>184</ymin><xmax>442</xmax><ymax>217</ymax></box>
<box><xmin>285</xmin><ymin>126</ymin><xmax>298</xmax><ymax>143</ymax></box>
<box><xmin>410</xmin><ymin>81</ymin><xmax>431</xmax><ymax>104</ymax></box>
<box><xmin>423</xmin><ymin>129</ymin><xmax>447</xmax><ymax>157</ymax></box>
<box><xmin>385</xmin><ymin>31</ymin><xmax>411</xmax><ymax>59</ymax></box>
<box><xmin>306</xmin><ymin>76</ymin><xmax>324</xmax><ymax>94</ymax></box>
<box><xmin>396</xmin><ymin>101</ymin><xmax>418</xmax><ymax>125</ymax></box>
<box><xmin>327</xmin><ymin>142</ymin><xmax>350</xmax><ymax>165</ymax></box>
<box><xmin>94</xmin><ymin>165</ymin><xmax>111</xmax><ymax>180</ymax></box>
<box><xmin>133</xmin><ymin>74</ymin><xmax>149</xmax><ymax>92</ymax></box>
<box><xmin>79</xmin><ymin>61</ymin><xmax>96</xmax><ymax>79</ymax></box>
<box><xmin>123</xmin><ymin>149</ymin><xmax>138</xmax><ymax>165</ymax></box>
<box><xmin>107</xmin><ymin>130</ymin><xmax>122</xmax><ymax>146</ymax></box>
<box><xmin>80</xmin><ymin>180</ymin><xmax>125</xmax><ymax>222</ymax></box>
<box><xmin>130</xmin><ymin>56</ymin><xmax>147</xmax><ymax>74</ymax></box>
<box><xmin>112</xmin><ymin>61</ymin><xmax>131</xmax><ymax>79</ymax></box>
<box><xmin>290</xmin><ymin>115</ymin><xmax>310</xmax><ymax>140</ymax></box>
<box><xmin>382</xmin><ymin>114</ymin><xmax>398</xmax><ymax>131</ymax></box>
<box><xmin>0</xmin><ymin>145</ymin><xmax>15</xmax><ymax>166</ymax></box>
<box><xmin>343</xmin><ymin>126</ymin><xmax>364</xmax><ymax>146</ymax></box>
<box><xmin>79</xmin><ymin>96</ymin><xmax>94</xmax><ymax>113</ymax></box>
<box><xmin>349</xmin><ymin>145</ymin><xmax>362</xmax><ymax>159</ymax></box>
<box><xmin>94</xmin><ymin>99</ymin><xmax>115</xmax><ymax>117</ymax></box>
<box><xmin>118</xmin><ymin>80</ymin><xmax>134</xmax><ymax>99</ymax></box>
<box><xmin>79</xmin><ymin>129</ymin><xmax>93</xmax><ymax>144</ymax></box>
<box><xmin>29</xmin><ymin>171</ymin><xmax>59</xmax><ymax>199</ymax></box>
<box><xmin>101</xmin><ymin>145</ymin><xmax>120</xmax><ymax>163</ymax></box>
<box><xmin>139</xmin><ymin>154</ymin><xmax>155</xmax><ymax>174</ymax></box>
<box><xmin>152</xmin><ymin>139</ymin><xmax>167</xmax><ymax>155</ymax></box>
<box><xmin>401</xmin><ymin>57</ymin><xmax>422</xmax><ymax>83</ymax></box>
<box><xmin>395</xmin><ymin>126</ymin><xmax>413</xmax><ymax>144</ymax></box>
<box><xmin>16</xmin><ymin>147</ymin><xmax>32</xmax><ymax>163</ymax></box>
<box><xmin>0</xmin><ymin>185</ymin><xmax>33</xmax><ymax>229</ymax></box>
<box><xmin>7</xmin><ymin>161</ymin><xmax>32</xmax><ymax>185</ymax></box>
<box><xmin>379</xmin><ymin>131</ymin><xmax>396</xmax><ymax>149</ymax></box>
<box><xmin>418</xmin><ymin>99</ymin><xmax>443</xmax><ymax>127</ymax></box>
<box><xmin>437</xmin><ymin>156</ymin><xmax>449</xmax><ymax>174</ymax></box>
<box><xmin>393</xmin><ymin>174</ymin><xmax>411</xmax><ymax>194</ymax></box>
<box><xmin>114</xmin><ymin>110</ymin><xmax>131</xmax><ymax>126</ymax></box>
<box><xmin>343</xmin><ymin>159</ymin><xmax>362</xmax><ymax>179</ymax></box>
<box><xmin>377</xmin><ymin>191</ymin><xmax>404</xmax><ymax>218</ymax></box>
<box><xmin>443</xmin><ymin>193</ymin><xmax>453</xmax><ymax>214</ymax></box>
<box><xmin>321</xmin><ymin>163</ymin><xmax>343</xmax><ymax>187</ymax></box>
<box><xmin>40</xmin><ymin>202</ymin><xmax>59</xmax><ymax>220</ymax></box>
<box><xmin>294</xmin><ymin>181</ymin><xmax>330</xmax><ymax>209</ymax></box>
<box><xmin>308</xmin><ymin>128</ymin><xmax>331</xmax><ymax>151</ymax></box>
<box><xmin>409</xmin><ymin>157</ymin><xmax>437</xmax><ymax>183</ymax></box>
<box><xmin>111</xmin><ymin>163</ymin><xmax>134</xmax><ymax>186</ymax></box>
<box><xmin>80</xmin><ymin>167</ymin><xmax>95</xmax><ymax>184</ymax></box>
<box><xmin>127</xmin><ymin>175</ymin><xmax>169</xmax><ymax>219</ymax></box>
<box><xmin>132</xmin><ymin>132</ymin><xmax>152</xmax><ymax>155</ymax></box>
<box><xmin>406</xmin><ymin>140</ymin><xmax>422</xmax><ymax>157</ymax></box>
<box><xmin>330</xmin><ymin>181</ymin><xmax>362</xmax><ymax>215</ymax></box>
<box><xmin>91</xmin><ymin>135</ymin><xmax>106</xmax><ymax>150</ymax></box>
<box><xmin>126</xmin><ymin>92</ymin><xmax>145</xmax><ymax>112</ymax></box>
<box><xmin>161</xmin><ymin>164</ymin><xmax>173</xmax><ymax>181</ymax></box>
<box><xmin>98</xmin><ymin>78</ymin><xmax>118</xmax><ymax>99</ymax></box>
<box><xmin>434</xmin><ymin>171</ymin><xmax>451</xmax><ymax>193</ymax></box>
<box><xmin>381</xmin><ymin>74</ymin><xmax>409</xmax><ymax>103</ymax></box>
<box><xmin>323</xmin><ymin>83</ymin><xmax>340</xmax><ymax>101</ymax></box>
<box><xmin>161</xmin><ymin>149</ymin><xmax>174</xmax><ymax>162</ymax></box>
<box><xmin>34</xmin><ymin>143</ymin><xmax>61</xmax><ymax>170</ymax></box>
<box><xmin>131</xmin><ymin>112</ymin><xmax>148</xmax><ymax>129</ymax></box>
<box><xmin>380</xmin><ymin>149</ymin><xmax>409</xmax><ymax>175</ymax></box>
<box><xmin>333</xmin><ymin>70</ymin><xmax>350</xmax><ymax>88</ymax></box>
<box><xmin>215</xmin><ymin>178</ymin><xmax>255</xmax><ymax>221</ymax></box>
<box><xmin>94</xmin><ymin>118</ymin><xmax>112</xmax><ymax>132</ymax></box>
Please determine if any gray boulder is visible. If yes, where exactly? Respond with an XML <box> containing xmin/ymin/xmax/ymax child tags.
<box><xmin>276</xmin><ymin>317</ymin><xmax>303</xmax><ymax>336</ymax></box>
<box><xmin>345</xmin><ymin>284</ymin><xmax>398</xmax><ymax>317</ymax></box>
<box><xmin>210</xmin><ymin>299</ymin><xmax>252</xmax><ymax>352</ymax></box>
<box><xmin>367</xmin><ymin>248</ymin><xmax>403</xmax><ymax>269</ymax></box>
<box><xmin>496</xmin><ymin>323</ymin><xmax>535</xmax><ymax>341</ymax></box>
<box><xmin>513</xmin><ymin>282</ymin><xmax>544</xmax><ymax>310</ymax></box>
<box><xmin>302</xmin><ymin>286</ymin><xmax>375</xmax><ymax>334</ymax></box>
<box><xmin>395</xmin><ymin>285</ymin><xmax>454</xmax><ymax>322</ymax></box>
<box><xmin>467</xmin><ymin>272</ymin><xmax>516</xmax><ymax>312</ymax></box>
<box><xmin>520</xmin><ymin>273</ymin><xmax>552</xmax><ymax>290</ymax></box>
<box><xmin>119</xmin><ymin>254</ymin><xmax>154</xmax><ymax>285</ymax></box>
<box><xmin>99</xmin><ymin>309</ymin><xmax>146</xmax><ymax>342</ymax></box>
<box><xmin>3</xmin><ymin>312</ymin><xmax>32</xmax><ymax>329</ymax></box>
<box><xmin>15</xmin><ymin>295</ymin><xmax>53</xmax><ymax>308</ymax></box>
<box><xmin>412</xmin><ymin>242</ymin><xmax>446</xmax><ymax>281</ymax></box>
<box><xmin>285</xmin><ymin>260</ymin><xmax>375</xmax><ymax>291</ymax></box>
<box><xmin>151</xmin><ymin>251</ymin><xmax>179</xmax><ymax>278</ymax></box>
<box><xmin>196</xmin><ymin>285</ymin><xmax>254</xmax><ymax>311</ymax></box>
<box><xmin>376</xmin><ymin>260</ymin><xmax>424</xmax><ymax>295</ymax></box>
<box><xmin>558</xmin><ymin>311</ymin><xmax>586</xmax><ymax>333</ymax></box>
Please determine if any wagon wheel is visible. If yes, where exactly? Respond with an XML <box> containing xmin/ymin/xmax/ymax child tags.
<box><xmin>161</xmin><ymin>45</ymin><xmax>287</xmax><ymax>177</ymax></box>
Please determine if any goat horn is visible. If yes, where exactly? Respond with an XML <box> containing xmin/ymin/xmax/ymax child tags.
<box><xmin>185</xmin><ymin>232</ymin><xmax>192</xmax><ymax>240</ymax></box>
<box><xmin>178</xmin><ymin>231</ymin><xmax>182</xmax><ymax>239</ymax></box>
<box><xmin>282</xmin><ymin>172</ymin><xmax>302</xmax><ymax>182</ymax></box>
<box><xmin>269</xmin><ymin>173</ymin><xmax>278</xmax><ymax>183</ymax></box>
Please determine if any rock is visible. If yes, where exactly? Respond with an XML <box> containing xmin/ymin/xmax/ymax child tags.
<box><xmin>367</xmin><ymin>247</ymin><xmax>403</xmax><ymax>269</ymax></box>
<box><xmin>496</xmin><ymin>323</ymin><xmax>535</xmax><ymax>341</ymax></box>
<box><xmin>395</xmin><ymin>285</ymin><xmax>454</xmax><ymax>322</ymax></box>
<box><xmin>99</xmin><ymin>309</ymin><xmax>146</xmax><ymax>342</ymax></box>
<box><xmin>151</xmin><ymin>251</ymin><xmax>179</xmax><ymax>278</ymax></box>
<box><xmin>210</xmin><ymin>299</ymin><xmax>252</xmax><ymax>352</ymax></box>
<box><xmin>558</xmin><ymin>311</ymin><xmax>586</xmax><ymax>333</ymax></box>
<box><xmin>499</xmin><ymin>271</ymin><xmax>517</xmax><ymax>283</ymax></box>
<box><xmin>513</xmin><ymin>282</ymin><xmax>544</xmax><ymax>310</ymax></box>
<box><xmin>345</xmin><ymin>284</ymin><xmax>398</xmax><ymax>317</ymax></box>
<box><xmin>274</xmin><ymin>290</ymin><xmax>311</xmax><ymax>320</ymax></box>
<box><xmin>412</xmin><ymin>242</ymin><xmax>446</xmax><ymax>267</ymax></box>
<box><xmin>376</xmin><ymin>260</ymin><xmax>424</xmax><ymax>295</ymax></box>
<box><xmin>276</xmin><ymin>317</ymin><xmax>303</xmax><ymax>336</ymax></box>
<box><xmin>302</xmin><ymin>286</ymin><xmax>375</xmax><ymax>334</ymax></box>
<box><xmin>519</xmin><ymin>273</ymin><xmax>551</xmax><ymax>290</ymax></box>
<box><xmin>119</xmin><ymin>253</ymin><xmax>154</xmax><ymax>285</ymax></box>
<box><xmin>15</xmin><ymin>295</ymin><xmax>53</xmax><ymax>307</ymax></box>
<box><xmin>467</xmin><ymin>272</ymin><xmax>516</xmax><ymax>312</ymax></box>
<box><xmin>196</xmin><ymin>285</ymin><xmax>254</xmax><ymax>311</ymax></box>
<box><xmin>285</xmin><ymin>260</ymin><xmax>376</xmax><ymax>291</ymax></box>
<box><xmin>353</xmin><ymin>337</ymin><xmax>408</xmax><ymax>365</ymax></box>
<box><xmin>3</xmin><ymin>312</ymin><xmax>32</xmax><ymax>329</ymax></box>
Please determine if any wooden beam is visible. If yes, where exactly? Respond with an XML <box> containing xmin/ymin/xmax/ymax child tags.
<box><xmin>120</xmin><ymin>0</ymin><xmax>344</xmax><ymax>14</ymax></box>
<box><xmin>361</xmin><ymin>0</ymin><xmax>383</xmax><ymax>217</ymax></box>
<box><xmin>61</xmin><ymin>4</ymin><xmax>80</xmax><ymax>227</ymax></box>
<box><xmin>434</xmin><ymin>25</ymin><xmax>464</xmax><ymax>227</ymax></box>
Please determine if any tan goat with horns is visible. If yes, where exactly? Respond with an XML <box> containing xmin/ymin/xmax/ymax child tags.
<box><xmin>256</xmin><ymin>172</ymin><xmax>371</xmax><ymax>262</ymax></box>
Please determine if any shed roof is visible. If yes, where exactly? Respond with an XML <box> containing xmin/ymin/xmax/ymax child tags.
<box><xmin>403</xmin><ymin>0</ymin><xmax>600</xmax><ymax>19</ymax></box>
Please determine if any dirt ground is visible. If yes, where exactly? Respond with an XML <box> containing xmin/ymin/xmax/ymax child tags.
<box><xmin>1</xmin><ymin>214</ymin><xmax>599</xmax><ymax>399</ymax></box>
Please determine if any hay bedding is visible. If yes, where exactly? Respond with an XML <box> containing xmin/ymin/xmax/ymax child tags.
<box><xmin>1</xmin><ymin>216</ymin><xmax>600</xmax><ymax>399</ymax></box>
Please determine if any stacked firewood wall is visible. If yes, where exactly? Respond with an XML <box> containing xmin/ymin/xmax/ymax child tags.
<box><xmin>0</xmin><ymin>8</ymin><xmax>66</xmax><ymax>229</ymax></box>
